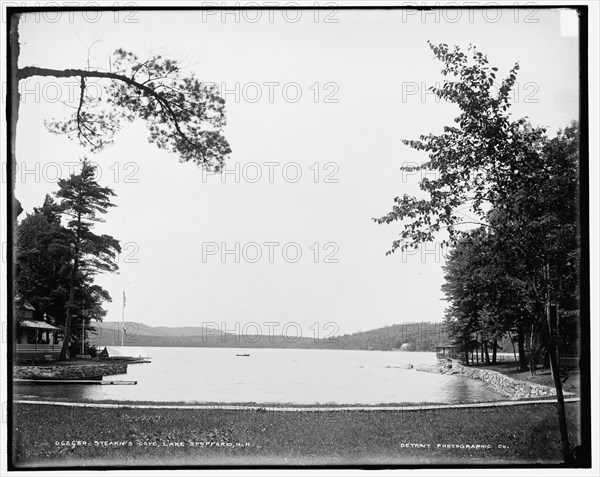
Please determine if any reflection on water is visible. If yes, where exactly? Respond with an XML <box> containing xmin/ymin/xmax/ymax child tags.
<box><xmin>14</xmin><ymin>347</ymin><xmax>505</xmax><ymax>405</ymax></box>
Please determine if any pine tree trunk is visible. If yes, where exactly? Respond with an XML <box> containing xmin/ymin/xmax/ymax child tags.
<box><xmin>484</xmin><ymin>339</ymin><xmax>491</xmax><ymax>364</ymax></box>
<box><xmin>59</xmin><ymin>284</ymin><xmax>75</xmax><ymax>361</ymax></box>
<box><xmin>492</xmin><ymin>338</ymin><xmax>497</xmax><ymax>364</ymax></box>
<box><xmin>540</xmin><ymin>303</ymin><xmax>570</xmax><ymax>461</ymax></box>
<box><xmin>510</xmin><ymin>332</ymin><xmax>519</xmax><ymax>370</ymax></box>
<box><xmin>529</xmin><ymin>322</ymin><xmax>537</xmax><ymax>376</ymax></box>
<box><xmin>60</xmin><ymin>230</ymin><xmax>80</xmax><ymax>360</ymax></box>
<box><xmin>539</xmin><ymin>268</ymin><xmax>570</xmax><ymax>462</ymax></box>
<box><xmin>529</xmin><ymin>266</ymin><xmax>571</xmax><ymax>463</ymax></box>
<box><xmin>518</xmin><ymin>324</ymin><xmax>526</xmax><ymax>370</ymax></box>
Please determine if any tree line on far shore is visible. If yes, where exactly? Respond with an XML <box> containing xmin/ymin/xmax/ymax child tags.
<box><xmin>88</xmin><ymin>321</ymin><xmax>453</xmax><ymax>352</ymax></box>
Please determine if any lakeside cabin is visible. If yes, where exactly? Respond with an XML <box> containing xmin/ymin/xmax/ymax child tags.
<box><xmin>15</xmin><ymin>302</ymin><xmax>63</xmax><ymax>362</ymax></box>
<box><xmin>435</xmin><ymin>343</ymin><xmax>456</xmax><ymax>360</ymax></box>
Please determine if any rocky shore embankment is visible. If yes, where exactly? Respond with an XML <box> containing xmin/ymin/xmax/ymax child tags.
<box><xmin>415</xmin><ymin>361</ymin><xmax>574</xmax><ymax>400</ymax></box>
<box><xmin>14</xmin><ymin>362</ymin><xmax>127</xmax><ymax>380</ymax></box>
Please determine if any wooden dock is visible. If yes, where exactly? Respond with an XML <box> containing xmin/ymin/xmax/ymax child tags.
<box><xmin>14</xmin><ymin>379</ymin><xmax>137</xmax><ymax>385</ymax></box>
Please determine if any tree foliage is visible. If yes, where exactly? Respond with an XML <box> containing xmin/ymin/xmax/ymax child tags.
<box><xmin>18</xmin><ymin>49</ymin><xmax>231</xmax><ymax>172</ymax></box>
<box><xmin>55</xmin><ymin>160</ymin><xmax>121</xmax><ymax>275</ymax></box>
<box><xmin>15</xmin><ymin>190</ymin><xmax>117</xmax><ymax>355</ymax></box>
<box><xmin>15</xmin><ymin>195</ymin><xmax>70</xmax><ymax>323</ymax></box>
<box><xmin>442</xmin><ymin>226</ymin><xmax>535</xmax><ymax>366</ymax></box>
<box><xmin>375</xmin><ymin>41</ymin><xmax>543</xmax><ymax>251</ymax></box>
<box><xmin>10</xmin><ymin>14</ymin><xmax>230</xmax><ymax>352</ymax></box>
<box><xmin>375</xmin><ymin>41</ymin><xmax>581</xmax><ymax>461</ymax></box>
<box><xmin>52</xmin><ymin>159</ymin><xmax>121</xmax><ymax>359</ymax></box>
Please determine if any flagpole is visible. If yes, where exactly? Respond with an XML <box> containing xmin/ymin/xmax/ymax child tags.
<box><xmin>121</xmin><ymin>288</ymin><xmax>125</xmax><ymax>347</ymax></box>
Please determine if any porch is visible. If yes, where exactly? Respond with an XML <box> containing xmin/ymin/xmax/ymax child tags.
<box><xmin>16</xmin><ymin>320</ymin><xmax>63</xmax><ymax>362</ymax></box>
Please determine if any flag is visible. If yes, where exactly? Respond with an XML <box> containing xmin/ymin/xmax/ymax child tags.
<box><xmin>123</xmin><ymin>289</ymin><xmax>127</xmax><ymax>307</ymax></box>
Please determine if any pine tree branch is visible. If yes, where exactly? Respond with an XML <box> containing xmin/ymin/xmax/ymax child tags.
<box><xmin>18</xmin><ymin>66</ymin><xmax>201</xmax><ymax>156</ymax></box>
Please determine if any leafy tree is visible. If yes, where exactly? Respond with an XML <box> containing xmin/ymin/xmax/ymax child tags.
<box><xmin>442</xmin><ymin>227</ymin><xmax>535</xmax><ymax>369</ymax></box>
<box><xmin>375</xmin><ymin>42</ymin><xmax>580</xmax><ymax>461</ymax></box>
<box><xmin>54</xmin><ymin>160</ymin><xmax>121</xmax><ymax>360</ymax></box>
<box><xmin>374</xmin><ymin>42</ymin><xmax>537</xmax><ymax>250</ymax></box>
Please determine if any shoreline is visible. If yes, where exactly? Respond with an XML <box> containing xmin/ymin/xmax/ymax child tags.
<box><xmin>415</xmin><ymin>361</ymin><xmax>579</xmax><ymax>400</ymax></box>
<box><xmin>13</xmin><ymin>396</ymin><xmax>580</xmax><ymax>411</ymax></box>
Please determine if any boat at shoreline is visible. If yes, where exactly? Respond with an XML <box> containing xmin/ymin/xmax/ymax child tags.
<box><xmin>97</xmin><ymin>346</ymin><xmax>152</xmax><ymax>363</ymax></box>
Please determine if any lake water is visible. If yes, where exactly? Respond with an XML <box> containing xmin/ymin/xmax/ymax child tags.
<box><xmin>14</xmin><ymin>347</ymin><xmax>506</xmax><ymax>405</ymax></box>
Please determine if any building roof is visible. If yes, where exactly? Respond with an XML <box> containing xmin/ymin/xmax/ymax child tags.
<box><xmin>19</xmin><ymin>320</ymin><xmax>62</xmax><ymax>331</ymax></box>
<box><xmin>435</xmin><ymin>343</ymin><xmax>455</xmax><ymax>348</ymax></box>
<box><xmin>14</xmin><ymin>296</ymin><xmax>35</xmax><ymax>311</ymax></box>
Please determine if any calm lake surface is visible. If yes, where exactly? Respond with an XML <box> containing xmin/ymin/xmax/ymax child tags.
<box><xmin>15</xmin><ymin>347</ymin><xmax>505</xmax><ymax>405</ymax></box>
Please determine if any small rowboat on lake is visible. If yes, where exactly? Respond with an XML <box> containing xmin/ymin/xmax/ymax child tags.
<box><xmin>236</xmin><ymin>353</ymin><xmax>250</xmax><ymax>357</ymax></box>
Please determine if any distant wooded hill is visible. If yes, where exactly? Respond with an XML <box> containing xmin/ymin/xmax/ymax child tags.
<box><xmin>90</xmin><ymin>321</ymin><xmax>449</xmax><ymax>351</ymax></box>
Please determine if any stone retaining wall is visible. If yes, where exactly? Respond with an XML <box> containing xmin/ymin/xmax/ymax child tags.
<box><xmin>416</xmin><ymin>362</ymin><xmax>573</xmax><ymax>400</ymax></box>
<box><xmin>14</xmin><ymin>362</ymin><xmax>127</xmax><ymax>380</ymax></box>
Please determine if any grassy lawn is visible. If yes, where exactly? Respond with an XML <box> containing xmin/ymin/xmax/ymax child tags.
<box><xmin>12</xmin><ymin>401</ymin><xmax>581</xmax><ymax>467</ymax></box>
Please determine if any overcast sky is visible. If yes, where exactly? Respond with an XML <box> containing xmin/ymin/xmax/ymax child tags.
<box><xmin>12</xmin><ymin>8</ymin><xmax>580</xmax><ymax>337</ymax></box>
